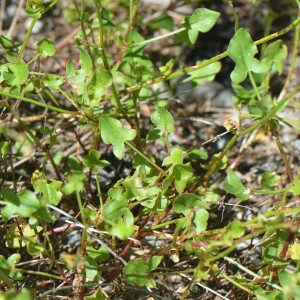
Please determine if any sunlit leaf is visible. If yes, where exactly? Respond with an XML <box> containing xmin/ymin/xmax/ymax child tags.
<box><xmin>99</xmin><ymin>115</ymin><xmax>136</xmax><ymax>159</ymax></box>
<box><xmin>150</xmin><ymin>107</ymin><xmax>174</xmax><ymax>137</ymax></box>
<box><xmin>228</xmin><ymin>28</ymin><xmax>269</xmax><ymax>83</ymax></box>
<box><xmin>1</xmin><ymin>188</ymin><xmax>41</xmax><ymax>221</ymax></box>
<box><xmin>37</xmin><ymin>38</ymin><xmax>56</xmax><ymax>58</ymax></box>
<box><xmin>34</xmin><ymin>181</ymin><xmax>62</xmax><ymax>206</ymax></box>
<box><xmin>3</xmin><ymin>62</ymin><xmax>29</xmax><ymax>86</ymax></box>
<box><xmin>83</xmin><ymin>149</ymin><xmax>110</xmax><ymax>171</ymax></box>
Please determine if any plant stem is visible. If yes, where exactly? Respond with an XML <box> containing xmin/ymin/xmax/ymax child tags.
<box><xmin>224</xmin><ymin>256</ymin><xmax>283</xmax><ymax>291</ymax></box>
<box><xmin>248</xmin><ymin>71</ymin><xmax>262</xmax><ymax>101</ymax></box>
<box><xmin>0</xmin><ymin>269</ymin><xmax>14</xmax><ymax>288</ymax></box>
<box><xmin>189</xmin><ymin>135</ymin><xmax>238</xmax><ymax>193</ymax></box>
<box><xmin>17</xmin><ymin>18</ymin><xmax>37</xmax><ymax>61</ymax></box>
<box><xmin>14</xmin><ymin>268</ymin><xmax>64</xmax><ymax>280</ymax></box>
<box><xmin>125</xmin><ymin>17</ymin><xmax>300</xmax><ymax>93</ymax></box>
<box><xmin>279</xmin><ymin>10</ymin><xmax>300</xmax><ymax>100</ymax></box>
<box><xmin>0</xmin><ymin>91</ymin><xmax>74</xmax><ymax>114</ymax></box>
<box><xmin>226</xmin><ymin>0</ymin><xmax>239</xmax><ymax>32</ymax></box>
<box><xmin>133</xmin><ymin>28</ymin><xmax>185</xmax><ymax>47</ymax></box>
<box><xmin>125</xmin><ymin>140</ymin><xmax>167</xmax><ymax>176</ymax></box>
<box><xmin>240</xmin><ymin>97</ymin><xmax>288</xmax><ymax>135</ymax></box>
<box><xmin>95</xmin><ymin>172</ymin><xmax>103</xmax><ymax>207</ymax></box>
<box><xmin>271</xmin><ymin>130</ymin><xmax>293</xmax><ymax>183</ymax></box>
<box><xmin>220</xmin><ymin>272</ymin><xmax>252</xmax><ymax>294</ymax></box>
<box><xmin>93</xmin><ymin>0</ymin><xmax>133</xmax><ymax>126</ymax></box>
<box><xmin>43</xmin><ymin>0</ymin><xmax>60</xmax><ymax>14</ymax></box>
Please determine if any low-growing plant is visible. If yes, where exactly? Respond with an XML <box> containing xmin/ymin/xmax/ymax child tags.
<box><xmin>0</xmin><ymin>0</ymin><xmax>300</xmax><ymax>299</ymax></box>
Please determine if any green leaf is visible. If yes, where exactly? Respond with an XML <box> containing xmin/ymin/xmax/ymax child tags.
<box><xmin>85</xmin><ymin>257</ymin><xmax>99</xmax><ymax>281</ymax></box>
<box><xmin>194</xmin><ymin>209</ymin><xmax>209</xmax><ymax>233</ymax></box>
<box><xmin>223</xmin><ymin>170</ymin><xmax>250</xmax><ymax>200</ymax></box>
<box><xmin>5</xmin><ymin>220</ymin><xmax>26</xmax><ymax>248</ymax></box>
<box><xmin>248</xmin><ymin>95</ymin><xmax>274</xmax><ymax>115</ymax></box>
<box><xmin>26</xmin><ymin>237</ymin><xmax>44</xmax><ymax>256</ymax></box>
<box><xmin>37</xmin><ymin>38</ymin><xmax>56</xmax><ymax>58</ymax></box>
<box><xmin>33</xmin><ymin>181</ymin><xmax>63</xmax><ymax>206</ymax></box>
<box><xmin>0</xmin><ymin>64</ymin><xmax>8</xmax><ymax>83</ymax></box>
<box><xmin>88</xmin><ymin>69</ymin><xmax>113</xmax><ymax>98</ymax></box>
<box><xmin>102</xmin><ymin>198</ymin><xmax>128</xmax><ymax>220</ymax></box>
<box><xmin>162</xmin><ymin>148</ymin><xmax>184</xmax><ymax>166</ymax></box>
<box><xmin>147</xmin><ymin>13</ymin><xmax>173</xmax><ymax>31</ymax></box>
<box><xmin>66</xmin><ymin>59</ymin><xmax>75</xmax><ymax>77</ymax></box>
<box><xmin>63</xmin><ymin>172</ymin><xmax>86</xmax><ymax>195</ymax></box>
<box><xmin>25</xmin><ymin>0</ymin><xmax>44</xmax><ymax>18</ymax></box>
<box><xmin>254</xmin><ymin>287</ymin><xmax>282</xmax><ymax>300</ymax></box>
<box><xmin>173</xmin><ymin>164</ymin><xmax>193</xmax><ymax>193</ymax></box>
<box><xmin>150</xmin><ymin>106</ymin><xmax>174</xmax><ymax>137</ymax></box>
<box><xmin>0</xmin><ymin>35</ymin><xmax>20</xmax><ymax>52</ymax></box>
<box><xmin>68</xmin><ymin>155</ymin><xmax>82</xmax><ymax>170</ymax></box>
<box><xmin>263</xmin><ymin>230</ymin><xmax>290</xmax><ymax>266</ymax></box>
<box><xmin>188</xmin><ymin>148</ymin><xmax>208</xmax><ymax>161</ymax></box>
<box><xmin>181</xmin><ymin>8</ymin><xmax>220</xmax><ymax>46</ymax></box>
<box><xmin>173</xmin><ymin>193</ymin><xmax>197</xmax><ymax>212</ymax></box>
<box><xmin>223</xmin><ymin>220</ymin><xmax>245</xmax><ymax>240</ymax></box>
<box><xmin>0</xmin><ymin>288</ymin><xmax>34</xmax><ymax>300</ymax></box>
<box><xmin>99</xmin><ymin>115</ymin><xmax>136</xmax><ymax>159</ymax></box>
<box><xmin>83</xmin><ymin>149</ymin><xmax>110</xmax><ymax>171</ymax></box>
<box><xmin>109</xmin><ymin>219</ymin><xmax>135</xmax><ymax>240</ymax></box>
<box><xmin>43</xmin><ymin>74</ymin><xmax>64</xmax><ymax>91</ymax></box>
<box><xmin>201</xmin><ymin>153</ymin><xmax>227</xmax><ymax>173</ymax></box>
<box><xmin>79</xmin><ymin>48</ymin><xmax>93</xmax><ymax>77</ymax></box>
<box><xmin>90</xmin><ymin>9</ymin><xmax>115</xmax><ymax>29</ymax></box>
<box><xmin>290</xmin><ymin>179</ymin><xmax>300</xmax><ymax>196</ymax></box>
<box><xmin>173</xmin><ymin>194</ymin><xmax>209</xmax><ymax>233</ymax></box>
<box><xmin>278</xmin><ymin>269</ymin><xmax>293</xmax><ymax>288</ymax></box>
<box><xmin>289</xmin><ymin>243</ymin><xmax>300</xmax><ymax>260</ymax></box>
<box><xmin>185</xmin><ymin>8</ymin><xmax>220</xmax><ymax>32</ymax></box>
<box><xmin>173</xmin><ymin>194</ymin><xmax>208</xmax><ymax>213</ymax></box>
<box><xmin>264</xmin><ymin>40</ymin><xmax>287</xmax><ymax>75</ymax></box>
<box><xmin>183</xmin><ymin>61</ymin><xmax>221</xmax><ymax>86</ymax></box>
<box><xmin>4</xmin><ymin>62</ymin><xmax>29</xmax><ymax>86</ymax></box>
<box><xmin>86</xmin><ymin>246</ymin><xmax>110</xmax><ymax>262</ymax></box>
<box><xmin>232</xmin><ymin>83</ymin><xmax>259</xmax><ymax>105</ymax></box>
<box><xmin>260</xmin><ymin>171</ymin><xmax>280</xmax><ymax>190</ymax></box>
<box><xmin>187</xmin><ymin>28</ymin><xmax>199</xmax><ymax>45</ymax></box>
<box><xmin>102</xmin><ymin>188</ymin><xmax>128</xmax><ymax>220</ymax></box>
<box><xmin>0</xmin><ymin>141</ymin><xmax>10</xmax><ymax>157</ymax></box>
<box><xmin>124</xmin><ymin>256</ymin><xmax>162</xmax><ymax>287</ymax></box>
<box><xmin>0</xmin><ymin>254</ymin><xmax>23</xmax><ymax>281</ymax></box>
<box><xmin>199</xmin><ymin>185</ymin><xmax>221</xmax><ymax>203</ymax></box>
<box><xmin>1</xmin><ymin>188</ymin><xmax>41</xmax><ymax>221</ymax></box>
<box><xmin>126</xmin><ymin>28</ymin><xmax>146</xmax><ymax>53</ymax></box>
<box><xmin>228</xmin><ymin>28</ymin><xmax>269</xmax><ymax>84</ymax></box>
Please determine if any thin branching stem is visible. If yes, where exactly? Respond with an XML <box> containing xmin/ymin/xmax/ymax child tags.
<box><xmin>125</xmin><ymin>17</ymin><xmax>300</xmax><ymax>93</ymax></box>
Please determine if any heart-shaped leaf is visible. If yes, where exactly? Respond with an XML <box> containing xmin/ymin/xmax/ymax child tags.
<box><xmin>228</xmin><ymin>28</ymin><xmax>269</xmax><ymax>84</ymax></box>
<box><xmin>99</xmin><ymin>115</ymin><xmax>136</xmax><ymax>159</ymax></box>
